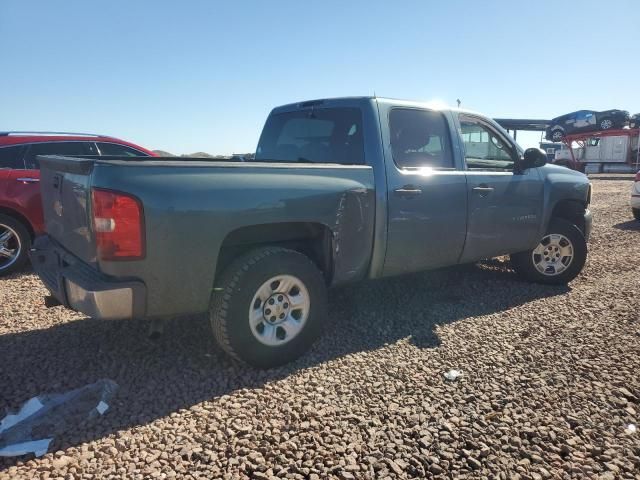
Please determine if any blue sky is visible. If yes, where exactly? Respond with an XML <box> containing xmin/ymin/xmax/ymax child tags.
<box><xmin>1</xmin><ymin>0</ymin><xmax>638</xmax><ymax>154</ymax></box>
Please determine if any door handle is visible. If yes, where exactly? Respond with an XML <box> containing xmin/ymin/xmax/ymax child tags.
<box><xmin>472</xmin><ymin>184</ymin><xmax>494</xmax><ymax>196</ymax></box>
<box><xmin>16</xmin><ymin>177</ymin><xmax>40</xmax><ymax>184</ymax></box>
<box><xmin>393</xmin><ymin>185</ymin><xmax>422</xmax><ymax>197</ymax></box>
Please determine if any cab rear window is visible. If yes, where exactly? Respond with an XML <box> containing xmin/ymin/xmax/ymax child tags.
<box><xmin>255</xmin><ymin>108</ymin><xmax>364</xmax><ymax>165</ymax></box>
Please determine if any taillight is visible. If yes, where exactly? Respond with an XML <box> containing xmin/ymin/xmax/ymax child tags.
<box><xmin>91</xmin><ymin>188</ymin><xmax>145</xmax><ymax>260</ymax></box>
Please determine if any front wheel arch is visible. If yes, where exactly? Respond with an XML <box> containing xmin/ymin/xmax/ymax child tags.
<box><xmin>549</xmin><ymin>200</ymin><xmax>588</xmax><ymax>236</ymax></box>
<box><xmin>511</xmin><ymin>218</ymin><xmax>587</xmax><ymax>285</ymax></box>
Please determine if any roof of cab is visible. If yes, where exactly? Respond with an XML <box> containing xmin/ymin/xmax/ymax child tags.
<box><xmin>270</xmin><ymin>96</ymin><xmax>478</xmax><ymax>115</ymax></box>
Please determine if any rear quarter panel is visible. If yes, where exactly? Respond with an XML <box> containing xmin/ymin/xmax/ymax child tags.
<box><xmin>92</xmin><ymin>162</ymin><xmax>376</xmax><ymax>318</ymax></box>
<box><xmin>0</xmin><ymin>169</ymin><xmax>44</xmax><ymax>234</ymax></box>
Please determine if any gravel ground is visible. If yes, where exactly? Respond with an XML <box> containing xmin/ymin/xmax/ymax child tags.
<box><xmin>1</xmin><ymin>178</ymin><xmax>639</xmax><ymax>479</ymax></box>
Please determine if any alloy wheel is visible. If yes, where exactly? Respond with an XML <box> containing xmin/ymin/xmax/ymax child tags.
<box><xmin>0</xmin><ymin>224</ymin><xmax>21</xmax><ymax>271</ymax></box>
<box><xmin>600</xmin><ymin>119</ymin><xmax>613</xmax><ymax>129</ymax></box>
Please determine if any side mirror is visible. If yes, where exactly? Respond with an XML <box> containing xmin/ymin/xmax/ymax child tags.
<box><xmin>520</xmin><ymin>148</ymin><xmax>547</xmax><ymax>170</ymax></box>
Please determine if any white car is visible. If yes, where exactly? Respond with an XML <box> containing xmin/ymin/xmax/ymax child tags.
<box><xmin>632</xmin><ymin>170</ymin><xmax>640</xmax><ymax>220</ymax></box>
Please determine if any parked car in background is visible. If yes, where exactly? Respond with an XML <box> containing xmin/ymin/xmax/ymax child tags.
<box><xmin>31</xmin><ymin>97</ymin><xmax>593</xmax><ymax>367</ymax></box>
<box><xmin>632</xmin><ymin>170</ymin><xmax>640</xmax><ymax>220</ymax></box>
<box><xmin>0</xmin><ymin>132</ymin><xmax>155</xmax><ymax>275</ymax></box>
<box><xmin>546</xmin><ymin>109</ymin><xmax>630</xmax><ymax>141</ymax></box>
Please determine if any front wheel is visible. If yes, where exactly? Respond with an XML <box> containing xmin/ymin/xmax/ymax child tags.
<box><xmin>633</xmin><ymin>208</ymin><xmax>640</xmax><ymax>221</ymax></box>
<box><xmin>210</xmin><ymin>247</ymin><xmax>327</xmax><ymax>368</ymax></box>
<box><xmin>600</xmin><ymin>117</ymin><xmax>614</xmax><ymax>130</ymax></box>
<box><xmin>511</xmin><ymin>219</ymin><xmax>587</xmax><ymax>285</ymax></box>
<box><xmin>0</xmin><ymin>214</ymin><xmax>31</xmax><ymax>277</ymax></box>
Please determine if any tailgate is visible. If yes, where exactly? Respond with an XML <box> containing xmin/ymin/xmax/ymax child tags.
<box><xmin>38</xmin><ymin>155</ymin><xmax>97</xmax><ymax>265</ymax></box>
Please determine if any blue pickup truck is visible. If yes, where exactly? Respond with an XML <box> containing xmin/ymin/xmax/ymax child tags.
<box><xmin>32</xmin><ymin>97</ymin><xmax>592</xmax><ymax>367</ymax></box>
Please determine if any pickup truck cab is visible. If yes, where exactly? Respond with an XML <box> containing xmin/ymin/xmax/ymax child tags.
<box><xmin>31</xmin><ymin>97</ymin><xmax>592</xmax><ymax>367</ymax></box>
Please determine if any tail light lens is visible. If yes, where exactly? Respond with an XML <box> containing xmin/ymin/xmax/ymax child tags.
<box><xmin>91</xmin><ymin>188</ymin><xmax>145</xmax><ymax>260</ymax></box>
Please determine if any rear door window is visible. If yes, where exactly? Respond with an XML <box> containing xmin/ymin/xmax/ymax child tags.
<box><xmin>256</xmin><ymin>107</ymin><xmax>364</xmax><ymax>165</ymax></box>
<box><xmin>0</xmin><ymin>146</ymin><xmax>27</xmax><ymax>169</ymax></box>
<box><xmin>389</xmin><ymin>108</ymin><xmax>454</xmax><ymax>169</ymax></box>
<box><xmin>23</xmin><ymin>141</ymin><xmax>98</xmax><ymax>169</ymax></box>
<box><xmin>96</xmin><ymin>142</ymin><xmax>148</xmax><ymax>157</ymax></box>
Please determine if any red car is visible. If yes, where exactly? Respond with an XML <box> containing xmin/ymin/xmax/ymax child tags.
<box><xmin>0</xmin><ymin>132</ymin><xmax>156</xmax><ymax>275</ymax></box>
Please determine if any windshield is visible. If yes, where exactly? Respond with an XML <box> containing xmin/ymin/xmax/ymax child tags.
<box><xmin>255</xmin><ymin>107</ymin><xmax>364</xmax><ymax>165</ymax></box>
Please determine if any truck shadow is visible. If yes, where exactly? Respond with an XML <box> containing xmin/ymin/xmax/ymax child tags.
<box><xmin>0</xmin><ymin>259</ymin><xmax>568</xmax><ymax>467</ymax></box>
<box><xmin>1</xmin><ymin>264</ymin><xmax>34</xmax><ymax>280</ymax></box>
<box><xmin>613</xmin><ymin>219</ymin><xmax>640</xmax><ymax>231</ymax></box>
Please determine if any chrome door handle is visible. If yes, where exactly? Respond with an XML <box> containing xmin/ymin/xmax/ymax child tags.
<box><xmin>472</xmin><ymin>185</ymin><xmax>494</xmax><ymax>196</ymax></box>
<box><xmin>394</xmin><ymin>185</ymin><xmax>422</xmax><ymax>197</ymax></box>
<box><xmin>16</xmin><ymin>177</ymin><xmax>40</xmax><ymax>183</ymax></box>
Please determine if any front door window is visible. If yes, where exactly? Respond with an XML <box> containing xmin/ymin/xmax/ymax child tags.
<box><xmin>459</xmin><ymin>118</ymin><xmax>517</xmax><ymax>171</ymax></box>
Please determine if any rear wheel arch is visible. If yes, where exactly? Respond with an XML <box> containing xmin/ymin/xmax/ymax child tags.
<box><xmin>0</xmin><ymin>206</ymin><xmax>35</xmax><ymax>239</ymax></box>
<box><xmin>214</xmin><ymin>222</ymin><xmax>335</xmax><ymax>285</ymax></box>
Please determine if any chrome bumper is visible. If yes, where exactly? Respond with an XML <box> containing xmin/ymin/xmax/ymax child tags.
<box><xmin>30</xmin><ymin>236</ymin><xmax>146</xmax><ymax>320</ymax></box>
<box><xmin>584</xmin><ymin>208</ymin><xmax>593</xmax><ymax>242</ymax></box>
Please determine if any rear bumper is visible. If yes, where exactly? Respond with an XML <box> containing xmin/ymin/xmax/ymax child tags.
<box><xmin>584</xmin><ymin>208</ymin><xmax>593</xmax><ymax>242</ymax></box>
<box><xmin>30</xmin><ymin>235</ymin><xmax>145</xmax><ymax>320</ymax></box>
<box><xmin>631</xmin><ymin>182</ymin><xmax>640</xmax><ymax>209</ymax></box>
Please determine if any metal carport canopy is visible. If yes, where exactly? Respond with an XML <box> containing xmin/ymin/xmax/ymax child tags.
<box><xmin>493</xmin><ymin>119</ymin><xmax>551</xmax><ymax>132</ymax></box>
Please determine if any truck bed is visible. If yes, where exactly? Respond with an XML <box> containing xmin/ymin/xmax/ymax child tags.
<box><xmin>37</xmin><ymin>155</ymin><xmax>376</xmax><ymax>318</ymax></box>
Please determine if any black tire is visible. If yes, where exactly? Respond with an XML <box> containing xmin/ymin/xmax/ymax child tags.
<box><xmin>599</xmin><ymin>117</ymin><xmax>614</xmax><ymax>130</ymax></box>
<box><xmin>0</xmin><ymin>214</ymin><xmax>31</xmax><ymax>277</ymax></box>
<box><xmin>633</xmin><ymin>208</ymin><xmax>640</xmax><ymax>221</ymax></box>
<box><xmin>210</xmin><ymin>247</ymin><xmax>327</xmax><ymax>368</ymax></box>
<box><xmin>510</xmin><ymin>218</ymin><xmax>587</xmax><ymax>285</ymax></box>
<box><xmin>551</xmin><ymin>128</ymin><xmax>564</xmax><ymax>141</ymax></box>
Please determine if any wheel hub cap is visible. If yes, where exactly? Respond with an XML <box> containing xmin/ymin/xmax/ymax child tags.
<box><xmin>532</xmin><ymin>233</ymin><xmax>574</xmax><ymax>276</ymax></box>
<box><xmin>263</xmin><ymin>293</ymin><xmax>291</xmax><ymax>324</ymax></box>
<box><xmin>249</xmin><ymin>275</ymin><xmax>310</xmax><ymax>347</ymax></box>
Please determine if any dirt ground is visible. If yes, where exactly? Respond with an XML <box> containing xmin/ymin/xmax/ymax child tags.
<box><xmin>1</xmin><ymin>178</ymin><xmax>639</xmax><ymax>479</ymax></box>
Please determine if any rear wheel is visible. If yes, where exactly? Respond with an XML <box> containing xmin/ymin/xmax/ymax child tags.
<box><xmin>0</xmin><ymin>214</ymin><xmax>30</xmax><ymax>276</ymax></box>
<box><xmin>633</xmin><ymin>208</ymin><xmax>640</xmax><ymax>221</ymax></box>
<box><xmin>511</xmin><ymin>218</ymin><xmax>587</xmax><ymax>285</ymax></box>
<box><xmin>210</xmin><ymin>247</ymin><xmax>327</xmax><ymax>368</ymax></box>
